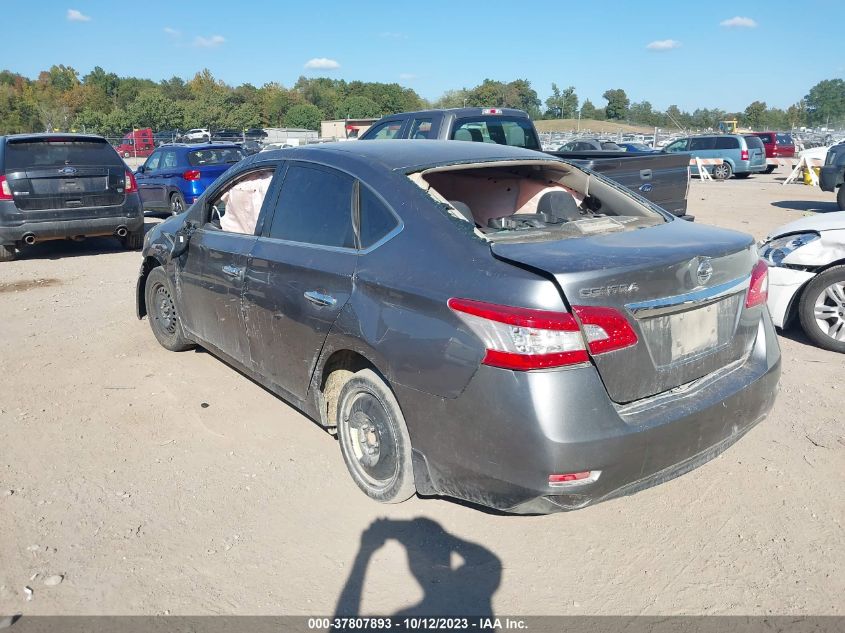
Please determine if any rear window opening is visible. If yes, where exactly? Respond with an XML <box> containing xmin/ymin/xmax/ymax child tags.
<box><xmin>410</xmin><ymin>161</ymin><xmax>667</xmax><ymax>243</ymax></box>
<box><xmin>6</xmin><ymin>138</ymin><xmax>123</xmax><ymax>169</ymax></box>
<box><xmin>187</xmin><ymin>147</ymin><xmax>245</xmax><ymax>167</ymax></box>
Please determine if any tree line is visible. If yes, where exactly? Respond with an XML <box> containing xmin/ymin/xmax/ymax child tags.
<box><xmin>0</xmin><ymin>65</ymin><xmax>843</xmax><ymax>136</ymax></box>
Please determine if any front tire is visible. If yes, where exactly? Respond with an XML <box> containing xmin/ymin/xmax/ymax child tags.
<box><xmin>734</xmin><ymin>173</ymin><xmax>751</xmax><ymax>179</ymax></box>
<box><xmin>798</xmin><ymin>265</ymin><xmax>845</xmax><ymax>353</ymax></box>
<box><xmin>144</xmin><ymin>267</ymin><xmax>194</xmax><ymax>352</ymax></box>
<box><xmin>336</xmin><ymin>369</ymin><xmax>416</xmax><ymax>503</ymax></box>
<box><xmin>712</xmin><ymin>162</ymin><xmax>732</xmax><ymax>180</ymax></box>
<box><xmin>765</xmin><ymin>165</ymin><xmax>776</xmax><ymax>174</ymax></box>
<box><xmin>837</xmin><ymin>186</ymin><xmax>844</xmax><ymax>211</ymax></box>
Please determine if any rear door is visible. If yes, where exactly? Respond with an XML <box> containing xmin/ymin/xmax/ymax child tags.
<box><xmin>2</xmin><ymin>137</ymin><xmax>128</xmax><ymax>218</ymax></box>
<box><xmin>242</xmin><ymin>161</ymin><xmax>358</xmax><ymax>401</ymax></box>
<box><xmin>136</xmin><ymin>150</ymin><xmax>162</xmax><ymax>209</ymax></box>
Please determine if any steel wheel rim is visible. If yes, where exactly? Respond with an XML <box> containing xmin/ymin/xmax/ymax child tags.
<box><xmin>813</xmin><ymin>281</ymin><xmax>845</xmax><ymax>342</ymax></box>
<box><xmin>342</xmin><ymin>391</ymin><xmax>399</xmax><ymax>488</ymax></box>
<box><xmin>153</xmin><ymin>284</ymin><xmax>178</xmax><ymax>336</ymax></box>
<box><xmin>171</xmin><ymin>197</ymin><xmax>183</xmax><ymax>215</ymax></box>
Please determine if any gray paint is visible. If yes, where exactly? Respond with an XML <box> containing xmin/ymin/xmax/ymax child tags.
<box><xmin>137</xmin><ymin>140</ymin><xmax>781</xmax><ymax>512</ymax></box>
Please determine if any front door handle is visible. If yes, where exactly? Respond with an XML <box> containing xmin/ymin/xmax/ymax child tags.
<box><xmin>304</xmin><ymin>290</ymin><xmax>337</xmax><ymax>307</ymax></box>
<box><xmin>222</xmin><ymin>265</ymin><xmax>243</xmax><ymax>280</ymax></box>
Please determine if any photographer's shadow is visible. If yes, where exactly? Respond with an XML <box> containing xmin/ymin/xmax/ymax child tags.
<box><xmin>335</xmin><ymin>517</ymin><xmax>501</xmax><ymax>617</ymax></box>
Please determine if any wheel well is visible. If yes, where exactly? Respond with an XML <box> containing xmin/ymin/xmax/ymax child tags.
<box><xmin>136</xmin><ymin>256</ymin><xmax>162</xmax><ymax>318</ymax></box>
<box><xmin>317</xmin><ymin>350</ymin><xmax>379</xmax><ymax>428</ymax></box>
<box><xmin>783</xmin><ymin>259</ymin><xmax>845</xmax><ymax>327</ymax></box>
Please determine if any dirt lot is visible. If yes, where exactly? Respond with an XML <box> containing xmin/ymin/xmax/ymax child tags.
<box><xmin>0</xmin><ymin>171</ymin><xmax>842</xmax><ymax>617</ymax></box>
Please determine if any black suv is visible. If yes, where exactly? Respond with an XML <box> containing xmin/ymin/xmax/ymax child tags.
<box><xmin>0</xmin><ymin>134</ymin><xmax>144</xmax><ymax>261</ymax></box>
<box><xmin>820</xmin><ymin>143</ymin><xmax>845</xmax><ymax>210</ymax></box>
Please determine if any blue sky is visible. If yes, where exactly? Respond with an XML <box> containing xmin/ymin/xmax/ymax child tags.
<box><xmin>2</xmin><ymin>0</ymin><xmax>843</xmax><ymax>112</ymax></box>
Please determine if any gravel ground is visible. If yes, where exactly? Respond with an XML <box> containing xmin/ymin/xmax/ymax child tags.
<box><xmin>0</xmin><ymin>170</ymin><xmax>842</xmax><ymax>616</ymax></box>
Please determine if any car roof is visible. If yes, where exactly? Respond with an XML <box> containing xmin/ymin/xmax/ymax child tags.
<box><xmin>164</xmin><ymin>142</ymin><xmax>242</xmax><ymax>151</ymax></box>
<box><xmin>378</xmin><ymin>107</ymin><xmax>530</xmax><ymax>120</ymax></box>
<box><xmin>260</xmin><ymin>139</ymin><xmax>553</xmax><ymax>172</ymax></box>
<box><xmin>1</xmin><ymin>133</ymin><xmax>109</xmax><ymax>142</ymax></box>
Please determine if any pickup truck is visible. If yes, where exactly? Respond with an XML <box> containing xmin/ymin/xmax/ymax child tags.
<box><xmin>819</xmin><ymin>142</ymin><xmax>845</xmax><ymax>210</ymax></box>
<box><xmin>359</xmin><ymin>108</ymin><xmax>690</xmax><ymax>218</ymax></box>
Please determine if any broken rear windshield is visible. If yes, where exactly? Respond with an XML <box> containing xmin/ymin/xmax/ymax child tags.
<box><xmin>5</xmin><ymin>139</ymin><xmax>123</xmax><ymax>169</ymax></box>
<box><xmin>187</xmin><ymin>148</ymin><xmax>245</xmax><ymax>166</ymax></box>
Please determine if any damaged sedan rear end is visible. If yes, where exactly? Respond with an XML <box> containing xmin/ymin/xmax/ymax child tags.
<box><xmin>137</xmin><ymin>140</ymin><xmax>781</xmax><ymax>514</ymax></box>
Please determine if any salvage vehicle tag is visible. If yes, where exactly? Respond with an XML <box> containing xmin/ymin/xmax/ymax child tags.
<box><xmin>669</xmin><ymin>304</ymin><xmax>718</xmax><ymax>360</ymax></box>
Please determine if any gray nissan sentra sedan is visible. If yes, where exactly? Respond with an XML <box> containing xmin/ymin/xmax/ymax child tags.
<box><xmin>136</xmin><ymin>140</ymin><xmax>780</xmax><ymax>514</ymax></box>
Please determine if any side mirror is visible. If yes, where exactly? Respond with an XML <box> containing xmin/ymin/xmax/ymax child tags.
<box><xmin>135</xmin><ymin>165</ymin><xmax>145</xmax><ymax>174</ymax></box>
<box><xmin>170</xmin><ymin>222</ymin><xmax>196</xmax><ymax>259</ymax></box>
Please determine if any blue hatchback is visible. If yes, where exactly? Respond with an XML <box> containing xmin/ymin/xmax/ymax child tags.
<box><xmin>134</xmin><ymin>143</ymin><xmax>245</xmax><ymax>215</ymax></box>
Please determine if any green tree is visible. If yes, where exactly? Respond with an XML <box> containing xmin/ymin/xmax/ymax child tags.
<box><xmin>561</xmin><ymin>86</ymin><xmax>578</xmax><ymax>118</ymax></box>
<box><xmin>127</xmin><ymin>89</ymin><xmax>185</xmax><ymax>130</ymax></box>
<box><xmin>602</xmin><ymin>88</ymin><xmax>629</xmax><ymax>120</ymax></box>
<box><xmin>804</xmin><ymin>79</ymin><xmax>845</xmax><ymax>126</ymax></box>
<box><xmin>580</xmin><ymin>99</ymin><xmax>598</xmax><ymax>119</ymax></box>
<box><xmin>337</xmin><ymin>95</ymin><xmax>381</xmax><ymax>118</ymax></box>
<box><xmin>544</xmin><ymin>83</ymin><xmax>562</xmax><ymax>117</ymax></box>
<box><xmin>743</xmin><ymin>100</ymin><xmax>767</xmax><ymax>129</ymax></box>
<box><xmin>284</xmin><ymin>103</ymin><xmax>322</xmax><ymax>130</ymax></box>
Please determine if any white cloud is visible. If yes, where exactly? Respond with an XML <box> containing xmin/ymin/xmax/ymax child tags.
<box><xmin>304</xmin><ymin>57</ymin><xmax>340</xmax><ymax>70</ymax></box>
<box><xmin>66</xmin><ymin>9</ymin><xmax>91</xmax><ymax>22</ymax></box>
<box><xmin>163</xmin><ymin>27</ymin><xmax>180</xmax><ymax>36</ymax></box>
<box><xmin>193</xmin><ymin>34</ymin><xmax>225</xmax><ymax>48</ymax></box>
<box><xmin>399</xmin><ymin>73</ymin><xmax>417</xmax><ymax>80</ymax></box>
<box><xmin>720</xmin><ymin>16</ymin><xmax>757</xmax><ymax>28</ymax></box>
<box><xmin>646</xmin><ymin>39</ymin><xmax>681</xmax><ymax>51</ymax></box>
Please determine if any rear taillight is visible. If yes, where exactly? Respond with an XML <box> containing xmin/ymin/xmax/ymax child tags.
<box><xmin>448</xmin><ymin>298</ymin><xmax>637</xmax><ymax>371</ymax></box>
<box><xmin>0</xmin><ymin>175</ymin><xmax>12</xmax><ymax>201</ymax></box>
<box><xmin>746</xmin><ymin>259</ymin><xmax>769</xmax><ymax>308</ymax></box>
<box><xmin>572</xmin><ymin>305</ymin><xmax>639</xmax><ymax>354</ymax></box>
<box><xmin>182</xmin><ymin>170</ymin><xmax>201</xmax><ymax>181</ymax></box>
<box><xmin>741</xmin><ymin>149</ymin><xmax>749</xmax><ymax>160</ymax></box>
<box><xmin>124</xmin><ymin>170</ymin><xmax>138</xmax><ymax>194</ymax></box>
<box><xmin>448</xmin><ymin>298</ymin><xmax>588</xmax><ymax>369</ymax></box>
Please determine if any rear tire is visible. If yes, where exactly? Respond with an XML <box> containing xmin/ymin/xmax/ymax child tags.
<box><xmin>798</xmin><ymin>265</ymin><xmax>845</xmax><ymax>353</ymax></box>
<box><xmin>170</xmin><ymin>193</ymin><xmax>186</xmax><ymax>216</ymax></box>
<box><xmin>0</xmin><ymin>245</ymin><xmax>17</xmax><ymax>262</ymax></box>
<box><xmin>765</xmin><ymin>165</ymin><xmax>776</xmax><ymax>174</ymax></box>
<box><xmin>712</xmin><ymin>162</ymin><xmax>732</xmax><ymax>180</ymax></box>
<box><xmin>144</xmin><ymin>267</ymin><xmax>194</xmax><ymax>352</ymax></box>
<box><xmin>336</xmin><ymin>368</ymin><xmax>416</xmax><ymax>504</ymax></box>
<box><xmin>837</xmin><ymin>186</ymin><xmax>844</xmax><ymax>211</ymax></box>
<box><xmin>122</xmin><ymin>227</ymin><xmax>144</xmax><ymax>250</ymax></box>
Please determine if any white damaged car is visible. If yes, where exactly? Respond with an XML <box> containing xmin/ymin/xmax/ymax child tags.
<box><xmin>762</xmin><ymin>212</ymin><xmax>845</xmax><ymax>352</ymax></box>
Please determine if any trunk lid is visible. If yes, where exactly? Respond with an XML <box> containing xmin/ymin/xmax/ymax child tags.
<box><xmin>490</xmin><ymin>220</ymin><xmax>759</xmax><ymax>403</ymax></box>
<box><xmin>4</xmin><ymin>138</ymin><xmax>127</xmax><ymax>212</ymax></box>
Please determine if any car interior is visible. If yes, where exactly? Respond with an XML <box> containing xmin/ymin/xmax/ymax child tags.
<box><xmin>209</xmin><ymin>168</ymin><xmax>275</xmax><ymax>235</ymax></box>
<box><xmin>412</xmin><ymin>161</ymin><xmax>665</xmax><ymax>239</ymax></box>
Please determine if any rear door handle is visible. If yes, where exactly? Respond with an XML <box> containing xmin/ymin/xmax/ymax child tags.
<box><xmin>222</xmin><ymin>265</ymin><xmax>243</xmax><ymax>280</ymax></box>
<box><xmin>639</xmin><ymin>169</ymin><xmax>653</xmax><ymax>180</ymax></box>
<box><xmin>304</xmin><ymin>290</ymin><xmax>337</xmax><ymax>307</ymax></box>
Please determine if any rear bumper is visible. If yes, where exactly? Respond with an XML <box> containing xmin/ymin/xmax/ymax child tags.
<box><xmin>0</xmin><ymin>198</ymin><xmax>142</xmax><ymax>245</ymax></box>
<box><xmin>398</xmin><ymin>313</ymin><xmax>780</xmax><ymax>514</ymax></box>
